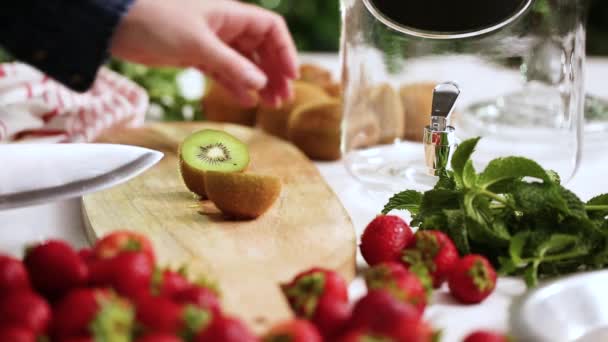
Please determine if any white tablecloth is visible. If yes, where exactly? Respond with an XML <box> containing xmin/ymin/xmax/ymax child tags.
<box><xmin>2</xmin><ymin>53</ymin><xmax>608</xmax><ymax>341</ymax></box>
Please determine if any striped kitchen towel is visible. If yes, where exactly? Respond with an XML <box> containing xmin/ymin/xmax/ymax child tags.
<box><xmin>0</xmin><ymin>62</ymin><xmax>148</xmax><ymax>143</ymax></box>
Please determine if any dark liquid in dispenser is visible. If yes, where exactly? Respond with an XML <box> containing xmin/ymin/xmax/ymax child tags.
<box><xmin>369</xmin><ymin>0</ymin><xmax>530</xmax><ymax>33</ymax></box>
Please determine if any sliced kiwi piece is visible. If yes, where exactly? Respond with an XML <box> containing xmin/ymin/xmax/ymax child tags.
<box><xmin>202</xmin><ymin>79</ymin><xmax>258</xmax><ymax>126</ymax></box>
<box><xmin>204</xmin><ymin>171</ymin><xmax>282</xmax><ymax>219</ymax></box>
<box><xmin>287</xmin><ymin>98</ymin><xmax>343</xmax><ymax>161</ymax></box>
<box><xmin>179</xmin><ymin>129</ymin><xmax>250</xmax><ymax>198</ymax></box>
<box><xmin>256</xmin><ymin>81</ymin><xmax>329</xmax><ymax>139</ymax></box>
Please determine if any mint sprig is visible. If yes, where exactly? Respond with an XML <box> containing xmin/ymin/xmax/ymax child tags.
<box><xmin>383</xmin><ymin>137</ymin><xmax>608</xmax><ymax>288</ymax></box>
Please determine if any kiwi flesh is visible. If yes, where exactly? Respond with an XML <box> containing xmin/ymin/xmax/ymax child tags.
<box><xmin>204</xmin><ymin>171</ymin><xmax>282</xmax><ymax>219</ymax></box>
<box><xmin>179</xmin><ymin>129</ymin><xmax>250</xmax><ymax>198</ymax></box>
<box><xmin>256</xmin><ymin>81</ymin><xmax>329</xmax><ymax>139</ymax></box>
<box><xmin>202</xmin><ymin>79</ymin><xmax>258</xmax><ymax>126</ymax></box>
<box><xmin>287</xmin><ymin>99</ymin><xmax>342</xmax><ymax>161</ymax></box>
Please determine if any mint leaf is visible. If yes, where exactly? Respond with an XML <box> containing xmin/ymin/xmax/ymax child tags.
<box><xmin>559</xmin><ymin>186</ymin><xmax>587</xmax><ymax>219</ymax></box>
<box><xmin>382</xmin><ymin>190</ymin><xmax>423</xmax><ymax>215</ymax></box>
<box><xmin>462</xmin><ymin>160</ymin><xmax>477</xmax><ymax>188</ymax></box>
<box><xmin>435</xmin><ymin>170</ymin><xmax>456</xmax><ymax>190</ymax></box>
<box><xmin>512</xmin><ymin>182</ymin><xmax>569</xmax><ymax>215</ymax></box>
<box><xmin>443</xmin><ymin>209</ymin><xmax>470</xmax><ymax>255</ymax></box>
<box><xmin>451</xmin><ymin>137</ymin><xmax>481</xmax><ymax>187</ymax></box>
<box><xmin>588</xmin><ymin>194</ymin><xmax>608</xmax><ymax>206</ymax></box>
<box><xmin>547</xmin><ymin>170</ymin><xmax>562</xmax><ymax>184</ymax></box>
<box><xmin>420</xmin><ymin>189</ymin><xmax>461</xmax><ymax>212</ymax></box>
<box><xmin>509</xmin><ymin>232</ymin><xmax>530</xmax><ymax>267</ymax></box>
<box><xmin>478</xmin><ymin>157</ymin><xmax>550</xmax><ymax>189</ymax></box>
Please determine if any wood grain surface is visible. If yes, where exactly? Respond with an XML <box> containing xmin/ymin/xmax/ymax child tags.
<box><xmin>82</xmin><ymin>122</ymin><xmax>356</xmax><ymax>333</ymax></box>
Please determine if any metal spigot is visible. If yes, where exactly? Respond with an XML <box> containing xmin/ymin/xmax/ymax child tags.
<box><xmin>423</xmin><ymin>82</ymin><xmax>460</xmax><ymax>176</ymax></box>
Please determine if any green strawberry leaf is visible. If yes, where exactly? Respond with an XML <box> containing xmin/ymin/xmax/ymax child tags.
<box><xmin>477</xmin><ymin>157</ymin><xmax>550</xmax><ymax>189</ymax></box>
<box><xmin>382</xmin><ymin>190</ymin><xmax>423</xmax><ymax>215</ymax></box>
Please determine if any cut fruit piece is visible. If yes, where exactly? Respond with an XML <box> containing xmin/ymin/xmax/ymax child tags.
<box><xmin>204</xmin><ymin>171</ymin><xmax>282</xmax><ymax>219</ymax></box>
<box><xmin>288</xmin><ymin>99</ymin><xmax>342</xmax><ymax>161</ymax></box>
<box><xmin>256</xmin><ymin>81</ymin><xmax>329</xmax><ymax>139</ymax></box>
<box><xmin>202</xmin><ymin>79</ymin><xmax>258</xmax><ymax>126</ymax></box>
<box><xmin>179</xmin><ymin>129</ymin><xmax>250</xmax><ymax>198</ymax></box>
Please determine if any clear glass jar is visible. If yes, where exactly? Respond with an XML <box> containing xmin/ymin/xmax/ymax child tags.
<box><xmin>340</xmin><ymin>0</ymin><xmax>588</xmax><ymax>191</ymax></box>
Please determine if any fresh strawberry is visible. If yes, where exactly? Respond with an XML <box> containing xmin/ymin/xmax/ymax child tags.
<box><xmin>281</xmin><ymin>267</ymin><xmax>348</xmax><ymax>316</ymax></box>
<box><xmin>347</xmin><ymin>290</ymin><xmax>419</xmax><ymax>335</ymax></box>
<box><xmin>136</xmin><ymin>294</ymin><xmax>211</xmax><ymax>338</ymax></box>
<box><xmin>263</xmin><ymin>319</ymin><xmax>322</xmax><ymax>342</ymax></box>
<box><xmin>448</xmin><ymin>254</ymin><xmax>497</xmax><ymax>304</ymax></box>
<box><xmin>77</xmin><ymin>248</ymin><xmax>95</xmax><ymax>263</ymax></box>
<box><xmin>0</xmin><ymin>290</ymin><xmax>51</xmax><ymax>334</ymax></box>
<box><xmin>360</xmin><ymin>215</ymin><xmax>413</xmax><ymax>266</ymax></box>
<box><xmin>463</xmin><ymin>330</ymin><xmax>510</xmax><ymax>342</ymax></box>
<box><xmin>386</xmin><ymin>316</ymin><xmax>435</xmax><ymax>342</ymax></box>
<box><xmin>24</xmin><ymin>240</ymin><xmax>88</xmax><ymax>300</ymax></box>
<box><xmin>337</xmin><ymin>329</ymin><xmax>378</xmax><ymax>342</ymax></box>
<box><xmin>151</xmin><ymin>268</ymin><xmax>190</xmax><ymax>297</ymax></box>
<box><xmin>364</xmin><ymin>262</ymin><xmax>428</xmax><ymax>315</ymax></box>
<box><xmin>135</xmin><ymin>333</ymin><xmax>183</xmax><ymax>342</ymax></box>
<box><xmin>109</xmin><ymin>251</ymin><xmax>154</xmax><ymax>299</ymax></box>
<box><xmin>94</xmin><ymin>230</ymin><xmax>155</xmax><ymax>265</ymax></box>
<box><xmin>0</xmin><ymin>255</ymin><xmax>30</xmax><ymax>296</ymax></box>
<box><xmin>59</xmin><ymin>337</ymin><xmax>95</xmax><ymax>342</ymax></box>
<box><xmin>402</xmin><ymin>230</ymin><xmax>459</xmax><ymax>288</ymax></box>
<box><xmin>173</xmin><ymin>285</ymin><xmax>222</xmax><ymax>317</ymax></box>
<box><xmin>311</xmin><ymin>296</ymin><xmax>351</xmax><ymax>339</ymax></box>
<box><xmin>52</xmin><ymin>288</ymin><xmax>134</xmax><ymax>340</ymax></box>
<box><xmin>195</xmin><ymin>315</ymin><xmax>257</xmax><ymax>342</ymax></box>
<box><xmin>0</xmin><ymin>326</ymin><xmax>36</xmax><ymax>342</ymax></box>
<box><xmin>281</xmin><ymin>268</ymin><xmax>349</xmax><ymax>338</ymax></box>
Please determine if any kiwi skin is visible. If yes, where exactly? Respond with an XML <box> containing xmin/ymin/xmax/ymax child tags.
<box><xmin>288</xmin><ymin>99</ymin><xmax>342</xmax><ymax>161</ymax></box>
<box><xmin>202</xmin><ymin>80</ymin><xmax>258</xmax><ymax>126</ymax></box>
<box><xmin>204</xmin><ymin>171</ymin><xmax>282</xmax><ymax>220</ymax></box>
<box><xmin>256</xmin><ymin>81</ymin><xmax>329</xmax><ymax>139</ymax></box>
<box><xmin>178</xmin><ymin>129</ymin><xmax>250</xmax><ymax>199</ymax></box>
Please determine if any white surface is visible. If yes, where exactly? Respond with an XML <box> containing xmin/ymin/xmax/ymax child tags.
<box><xmin>1</xmin><ymin>53</ymin><xmax>607</xmax><ymax>341</ymax></box>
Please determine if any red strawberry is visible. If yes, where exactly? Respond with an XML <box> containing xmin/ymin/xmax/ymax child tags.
<box><xmin>464</xmin><ymin>330</ymin><xmax>510</xmax><ymax>342</ymax></box>
<box><xmin>364</xmin><ymin>262</ymin><xmax>428</xmax><ymax>315</ymax></box>
<box><xmin>59</xmin><ymin>337</ymin><xmax>94</xmax><ymax>342</ymax></box>
<box><xmin>361</xmin><ymin>215</ymin><xmax>413</xmax><ymax>266</ymax></box>
<box><xmin>173</xmin><ymin>285</ymin><xmax>222</xmax><ymax>317</ymax></box>
<box><xmin>448</xmin><ymin>254</ymin><xmax>497</xmax><ymax>304</ymax></box>
<box><xmin>403</xmin><ymin>230</ymin><xmax>459</xmax><ymax>288</ymax></box>
<box><xmin>136</xmin><ymin>294</ymin><xmax>212</xmax><ymax>337</ymax></box>
<box><xmin>52</xmin><ymin>288</ymin><xmax>133</xmax><ymax>340</ymax></box>
<box><xmin>94</xmin><ymin>230</ymin><xmax>155</xmax><ymax>265</ymax></box>
<box><xmin>0</xmin><ymin>255</ymin><xmax>30</xmax><ymax>296</ymax></box>
<box><xmin>310</xmin><ymin>296</ymin><xmax>351</xmax><ymax>339</ymax></box>
<box><xmin>0</xmin><ymin>290</ymin><xmax>51</xmax><ymax>334</ymax></box>
<box><xmin>281</xmin><ymin>268</ymin><xmax>349</xmax><ymax>338</ymax></box>
<box><xmin>151</xmin><ymin>268</ymin><xmax>190</xmax><ymax>297</ymax></box>
<box><xmin>386</xmin><ymin>316</ymin><xmax>435</xmax><ymax>342</ymax></box>
<box><xmin>263</xmin><ymin>319</ymin><xmax>322</xmax><ymax>342</ymax></box>
<box><xmin>0</xmin><ymin>326</ymin><xmax>36</xmax><ymax>342</ymax></box>
<box><xmin>24</xmin><ymin>240</ymin><xmax>88</xmax><ymax>300</ymax></box>
<box><xmin>338</xmin><ymin>329</ymin><xmax>378</xmax><ymax>342</ymax></box>
<box><xmin>195</xmin><ymin>315</ymin><xmax>256</xmax><ymax>342</ymax></box>
<box><xmin>109</xmin><ymin>251</ymin><xmax>154</xmax><ymax>299</ymax></box>
<box><xmin>77</xmin><ymin>248</ymin><xmax>95</xmax><ymax>262</ymax></box>
<box><xmin>348</xmin><ymin>290</ymin><xmax>419</xmax><ymax>336</ymax></box>
<box><xmin>281</xmin><ymin>268</ymin><xmax>348</xmax><ymax>316</ymax></box>
<box><xmin>136</xmin><ymin>333</ymin><xmax>183</xmax><ymax>342</ymax></box>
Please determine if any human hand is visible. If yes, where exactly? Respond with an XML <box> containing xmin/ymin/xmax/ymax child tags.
<box><xmin>111</xmin><ymin>0</ymin><xmax>299</xmax><ymax>107</ymax></box>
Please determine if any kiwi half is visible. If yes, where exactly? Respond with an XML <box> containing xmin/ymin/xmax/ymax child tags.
<box><xmin>179</xmin><ymin>129</ymin><xmax>250</xmax><ymax>198</ymax></box>
<box><xmin>204</xmin><ymin>171</ymin><xmax>282</xmax><ymax>219</ymax></box>
<box><xmin>287</xmin><ymin>98</ymin><xmax>342</xmax><ymax>161</ymax></box>
<box><xmin>202</xmin><ymin>79</ymin><xmax>258</xmax><ymax>126</ymax></box>
<box><xmin>256</xmin><ymin>81</ymin><xmax>329</xmax><ymax>139</ymax></box>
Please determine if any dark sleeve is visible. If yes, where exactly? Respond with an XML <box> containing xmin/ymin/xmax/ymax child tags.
<box><xmin>0</xmin><ymin>0</ymin><xmax>135</xmax><ymax>92</ymax></box>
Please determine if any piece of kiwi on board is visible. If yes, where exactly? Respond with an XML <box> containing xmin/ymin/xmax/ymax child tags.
<box><xmin>204</xmin><ymin>171</ymin><xmax>282</xmax><ymax>220</ymax></box>
<box><xmin>256</xmin><ymin>81</ymin><xmax>329</xmax><ymax>139</ymax></box>
<box><xmin>178</xmin><ymin>129</ymin><xmax>250</xmax><ymax>198</ymax></box>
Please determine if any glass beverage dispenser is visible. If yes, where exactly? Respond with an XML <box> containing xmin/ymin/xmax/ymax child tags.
<box><xmin>340</xmin><ymin>0</ymin><xmax>589</xmax><ymax>192</ymax></box>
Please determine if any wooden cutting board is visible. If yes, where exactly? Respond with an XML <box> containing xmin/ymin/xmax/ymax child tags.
<box><xmin>82</xmin><ymin>122</ymin><xmax>356</xmax><ymax>333</ymax></box>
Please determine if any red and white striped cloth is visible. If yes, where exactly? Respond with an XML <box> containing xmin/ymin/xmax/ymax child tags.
<box><xmin>0</xmin><ymin>62</ymin><xmax>148</xmax><ymax>143</ymax></box>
